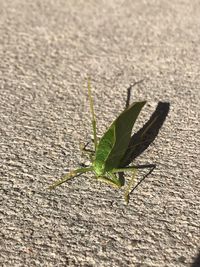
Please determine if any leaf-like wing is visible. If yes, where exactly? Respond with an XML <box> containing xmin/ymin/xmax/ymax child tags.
<box><xmin>94</xmin><ymin>101</ymin><xmax>146</xmax><ymax>174</ymax></box>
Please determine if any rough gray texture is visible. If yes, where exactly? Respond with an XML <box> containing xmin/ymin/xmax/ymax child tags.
<box><xmin>0</xmin><ymin>0</ymin><xmax>199</xmax><ymax>266</ymax></box>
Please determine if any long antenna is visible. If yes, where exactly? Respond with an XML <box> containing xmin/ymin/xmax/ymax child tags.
<box><xmin>87</xmin><ymin>78</ymin><xmax>97</xmax><ymax>152</ymax></box>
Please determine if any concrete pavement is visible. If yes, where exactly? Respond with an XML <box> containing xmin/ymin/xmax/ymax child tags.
<box><xmin>0</xmin><ymin>0</ymin><xmax>199</xmax><ymax>266</ymax></box>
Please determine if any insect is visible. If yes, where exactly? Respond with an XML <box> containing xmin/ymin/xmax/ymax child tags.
<box><xmin>50</xmin><ymin>79</ymin><xmax>147</xmax><ymax>203</ymax></box>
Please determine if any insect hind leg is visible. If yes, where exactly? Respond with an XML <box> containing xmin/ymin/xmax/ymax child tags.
<box><xmin>49</xmin><ymin>167</ymin><xmax>93</xmax><ymax>189</ymax></box>
<box><xmin>111</xmin><ymin>164</ymin><xmax>155</xmax><ymax>204</ymax></box>
<box><xmin>124</xmin><ymin>168</ymin><xmax>137</xmax><ymax>204</ymax></box>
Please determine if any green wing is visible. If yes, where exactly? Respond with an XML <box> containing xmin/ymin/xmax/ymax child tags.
<box><xmin>94</xmin><ymin>101</ymin><xmax>146</xmax><ymax>175</ymax></box>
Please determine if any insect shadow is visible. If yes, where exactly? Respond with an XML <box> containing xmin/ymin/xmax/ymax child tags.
<box><xmin>117</xmin><ymin>84</ymin><xmax>170</xmax><ymax>195</ymax></box>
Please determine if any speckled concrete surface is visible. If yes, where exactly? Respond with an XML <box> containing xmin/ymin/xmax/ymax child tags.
<box><xmin>0</xmin><ymin>0</ymin><xmax>199</xmax><ymax>266</ymax></box>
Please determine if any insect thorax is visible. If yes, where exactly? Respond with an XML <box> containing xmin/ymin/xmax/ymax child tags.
<box><xmin>93</xmin><ymin>160</ymin><xmax>106</xmax><ymax>176</ymax></box>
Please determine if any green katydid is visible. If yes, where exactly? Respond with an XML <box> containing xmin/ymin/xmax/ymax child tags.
<box><xmin>50</xmin><ymin>79</ymin><xmax>148</xmax><ymax>203</ymax></box>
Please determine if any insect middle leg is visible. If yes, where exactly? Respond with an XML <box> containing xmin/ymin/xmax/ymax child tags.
<box><xmin>79</xmin><ymin>141</ymin><xmax>95</xmax><ymax>161</ymax></box>
<box><xmin>97</xmin><ymin>174</ymin><xmax>122</xmax><ymax>189</ymax></box>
